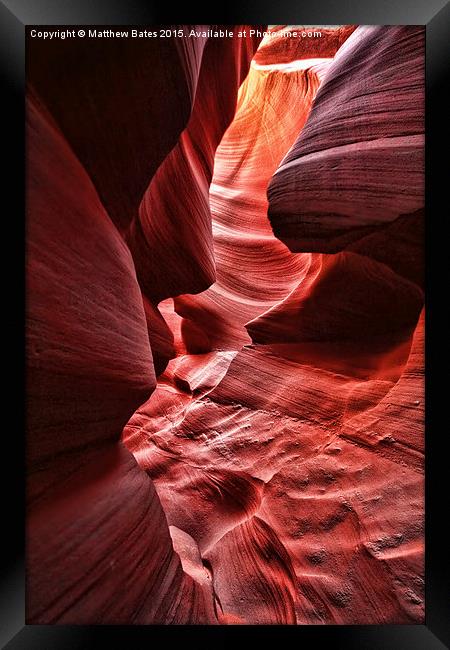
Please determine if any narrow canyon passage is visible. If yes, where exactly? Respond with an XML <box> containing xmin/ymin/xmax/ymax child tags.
<box><xmin>26</xmin><ymin>25</ymin><xmax>424</xmax><ymax>624</ymax></box>
<box><xmin>123</xmin><ymin>25</ymin><xmax>424</xmax><ymax>625</ymax></box>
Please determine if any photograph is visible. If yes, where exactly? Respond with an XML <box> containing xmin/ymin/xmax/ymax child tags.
<box><xmin>25</xmin><ymin>23</ymin><xmax>425</xmax><ymax>626</ymax></box>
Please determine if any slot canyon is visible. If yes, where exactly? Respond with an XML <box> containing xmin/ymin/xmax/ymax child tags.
<box><xmin>26</xmin><ymin>24</ymin><xmax>424</xmax><ymax>624</ymax></box>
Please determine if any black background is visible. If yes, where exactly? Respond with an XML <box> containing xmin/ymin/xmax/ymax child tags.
<box><xmin>1</xmin><ymin>0</ymin><xmax>448</xmax><ymax>647</ymax></box>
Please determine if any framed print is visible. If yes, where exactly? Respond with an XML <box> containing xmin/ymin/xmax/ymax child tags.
<box><xmin>1</xmin><ymin>0</ymin><xmax>448</xmax><ymax>647</ymax></box>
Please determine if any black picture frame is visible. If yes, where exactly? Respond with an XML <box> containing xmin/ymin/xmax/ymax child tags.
<box><xmin>2</xmin><ymin>0</ymin><xmax>448</xmax><ymax>647</ymax></box>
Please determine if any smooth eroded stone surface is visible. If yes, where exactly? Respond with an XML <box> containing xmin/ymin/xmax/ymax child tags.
<box><xmin>124</xmin><ymin>25</ymin><xmax>424</xmax><ymax>625</ymax></box>
<box><xmin>27</xmin><ymin>27</ymin><xmax>208</xmax><ymax>231</ymax></box>
<box><xmin>27</xmin><ymin>442</ymin><xmax>216</xmax><ymax>624</ymax></box>
<box><xmin>26</xmin><ymin>89</ymin><xmax>216</xmax><ymax>624</ymax></box>
<box><xmin>174</xmin><ymin>53</ymin><xmax>332</xmax><ymax>351</ymax></box>
<box><xmin>204</xmin><ymin>516</ymin><xmax>298</xmax><ymax>624</ymax></box>
<box><xmin>26</xmin><ymin>91</ymin><xmax>155</xmax><ymax>473</ymax></box>
<box><xmin>246</xmin><ymin>251</ymin><xmax>423</xmax><ymax>345</ymax></box>
<box><xmin>267</xmin><ymin>26</ymin><xmax>425</xmax><ymax>254</ymax></box>
<box><xmin>126</xmin><ymin>29</ymin><xmax>263</xmax><ymax>302</ymax></box>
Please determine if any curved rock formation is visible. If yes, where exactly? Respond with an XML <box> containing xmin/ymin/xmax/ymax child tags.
<box><xmin>26</xmin><ymin>91</ymin><xmax>155</xmax><ymax>484</ymax></box>
<box><xmin>267</xmin><ymin>26</ymin><xmax>425</xmax><ymax>255</ymax></box>
<box><xmin>26</xmin><ymin>90</ymin><xmax>218</xmax><ymax>624</ymax></box>
<box><xmin>27</xmin><ymin>27</ymin><xmax>208</xmax><ymax>232</ymax></box>
<box><xmin>126</xmin><ymin>29</ymin><xmax>263</xmax><ymax>302</ymax></box>
<box><xmin>246</xmin><ymin>251</ymin><xmax>423</xmax><ymax>345</ymax></box>
<box><xmin>174</xmin><ymin>51</ymin><xmax>332</xmax><ymax>352</ymax></box>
